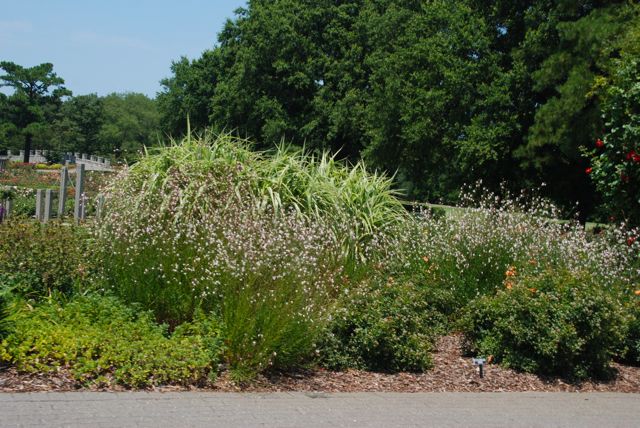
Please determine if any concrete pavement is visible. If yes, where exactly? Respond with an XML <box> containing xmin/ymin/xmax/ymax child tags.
<box><xmin>0</xmin><ymin>392</ymin><xmax>639</xmax><ymax>427</ymax></box>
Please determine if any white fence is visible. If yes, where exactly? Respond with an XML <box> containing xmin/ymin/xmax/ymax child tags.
<box><xmin>1</xmin><ymin>150</ymin><xmax>113</xmax><ymax>172</ymax></box>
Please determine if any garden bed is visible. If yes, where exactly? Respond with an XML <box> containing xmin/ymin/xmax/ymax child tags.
<box><xmin>2</xmin><ymin>335</ymin><xmax>639</xmax><ymax>393</ymax></box>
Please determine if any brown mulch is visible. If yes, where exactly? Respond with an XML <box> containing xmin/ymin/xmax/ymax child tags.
<box><xmin>2</xmin><ymin>334</ymin><xmax>639</xmax><ymax>393</ymax></box>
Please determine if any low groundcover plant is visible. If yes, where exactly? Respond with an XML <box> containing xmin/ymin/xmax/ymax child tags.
<box><xmin>0</xmin><ymin>295</ymin><xmax>222</xmax><ymax>387</ymax></box>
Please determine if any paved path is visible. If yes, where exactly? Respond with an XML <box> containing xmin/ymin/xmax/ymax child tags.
<box><xmin>1</xmin><ymin>392</ymin><xmax>639</xmax><ymax>427</ymax></box>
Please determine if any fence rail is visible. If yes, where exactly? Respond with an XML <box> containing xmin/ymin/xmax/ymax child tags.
<box><xmin>0</xmin><ymin>150</ymin><xmax>112</xmax><ymax>171</ymax></box>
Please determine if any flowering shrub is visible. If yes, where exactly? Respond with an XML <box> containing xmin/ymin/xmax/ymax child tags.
<box><xmin>461</xmin><ymin>268</ymin><xmax>627</xmax><ymax>380</ymax></box>
<box><xmin>0</xmin><ymin>220</ymin><xmax>92</xmax><ymax>298</ymax></box>
<box><xmin>378</xmin><ymin>184</ymin><xmax>638</xmax><ymax>309</ymax></box>
<box><xmin>584</xmin><ymin>55</ymin><xmax>640</xmax><ymax>225</ymax></box>
<box><xmin>8</xmin><ymin>162</ymin><xmax>35</xmax><ymax>170</ymax></box>
<box><xmin>0</xmin><ymin>186</ymin><xmax>15</xmax><ymax>200</ymax></box>
<box><xmin>324</xmin><ymin>184</ymin><xmax>640</xmax><ymax>377</ymax></box>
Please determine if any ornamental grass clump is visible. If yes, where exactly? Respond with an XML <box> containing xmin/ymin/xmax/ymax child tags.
<box><xmin>95</xmin><ymin>133</ymin><xmax>407</xmax><ymax>378</ymax></box>
<box><xmin>257</xmin><ymin>146</ymin><xmax>407</xmax><ymax>263</ymax></box>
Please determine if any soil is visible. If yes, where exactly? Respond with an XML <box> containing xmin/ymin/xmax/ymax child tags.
<box><xmin>2</xmin><ymin>334</ymin><xmax>639</xmax><ymax>393</ymax></box>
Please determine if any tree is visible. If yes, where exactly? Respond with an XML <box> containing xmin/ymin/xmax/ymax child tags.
<box><xmin>362</xmin><ymin>1</ymin><xmax>507</xmax><ymax>200</ymax></box>
<box><xmin>97</xmin><ymin>93</ymin><xmax>160</xmax><ymax>161</ymax></box>
<box><xmin>583</xmin><ymin>17</ymin><xmax>640</xmax><ymax>225</ymax></box>
<box><xmin>518</xmin><ymin>3</ymin><xmax>639</xmax><ymax>215</ymax></box>
<box><xmin>158</xmin><ymin>51</ymin><xmax>221</xmax><ymax>136</ymax></box>
<box><xmin>158</xmin><ymin>0</ymin><xmax>639</xmax><ymax>218</ymax></box>
<box><xmin>50</xmin><ymin>94</ymin><xmax>105</xmax><ymax>156</ymax></box>
<box><xmin>0</xmin><ymin>62</ymin><xmax>71</xmax><ymax>162</ymax></box>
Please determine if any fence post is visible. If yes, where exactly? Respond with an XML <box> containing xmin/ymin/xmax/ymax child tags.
<box><xmin>35</xmin><ymin>189</ymin><xmax>44</xmax><ymax>222</ymax></box>
<box><xmin>74</xmin><ymin>163</ymin><xmax>85</xmax><ymax>223</ymax></box>
<box><xmin>44</xmin><ymin>189</ymin><xmax>53</xmax><ymax>223</ymax></box>
<box><xmin>5</xmin><ymin>198</ymin><xmax>12</xmax><ymax>218</ymax></box>
<box><xmin>58</xmin><ymin>166</ymin><xmax>69</xmax><ymax>217</ymax></box>
<box><xmin>96</xmin><ymin>193</ymin><xmax>105</xmax><ymax>221</ymax></box>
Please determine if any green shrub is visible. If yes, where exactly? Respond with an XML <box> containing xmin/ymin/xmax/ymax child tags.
<box><xmin>319</xmin><ymin>275</ymin><xmax>447</xmax><ymax>372</ymax></box>
<box><xmin>0</xmin><ymin>186</ymin><xmax>16</xmax><ymax>200</ymax></box>
<box><xmin>461</xmin><ymin>268</ymin><xmax>627</xmax><ymax>380</ymax></box>
<box><xmin>0</xmin><ymin>220</ymin><xmax>91</xmax><ymax>298</ymax></box>
<box><xmin>35</xmin><ymin>163</ymin><xmax>62</xmax><ymax>170</ymax></box>
<box><xmin>623</xmin><ymin>301</ymin><xmax>640</xmax><ymax>365</ymax></box>
<box><xmin>0</xmin><ymin>285</ymin><xmax>12</xmax><ymax>341</ymax></box>
<box><xmin>0</xmin><ymin>295</ymin><xmax>222</xmax><ymax>387</ymax></box>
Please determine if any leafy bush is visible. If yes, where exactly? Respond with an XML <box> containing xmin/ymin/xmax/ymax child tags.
<box><xmin>0</xmin><ymin>295</ymin><xmax>222</xmax><ymax>387</ymax></box>
<box><xmin>623</xmin><ymin>301</ymin><xmax>640</xmax><ymax>365</ymax></box>
<box><xmin>584</xmin><ymin>54</ymin><xmax>640</xmax><ymax>226</ymax></box>
<box><xmin>320</xmin><ymin>275</ymin><xmax>447</xmax><ymax>372</ymax></box>
<box><xmin>35</xmin><ymin>163</ymin><xmax>63</xmax><ymax>170</ymax></box>
<box><xmin>0</xmin><ymin>186</ymin><xmax>15</xmax><ymax>200</ymax></box>
<box><xmin>0</xmin><ymin>285</ymin><xmax>12</xmax><ymax>341</ymax></box>
<box><xmin>0</xmin><ymin>220</ymin><xmax>91</xmax><ymax>298</ymax></box>
<box><xmin>461</xmin><ymin>268</ymin><xmax>627</xmax><ymax>380</ymax></box>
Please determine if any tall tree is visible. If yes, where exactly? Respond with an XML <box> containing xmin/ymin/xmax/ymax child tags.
<box><xmin>158</xmin><ymin>0</ymin><xmax>640</xmax><ymax>217</ymax></box>
<box><xmin>0</xmin><ymin>62</ymin><xmax>70</xmax><ymax>162</ymax></box>
<box><xmin>520</xmin><ymin>3</ymin><xmax>639</xmax><ymax>214</ymax></box>
<box><xmin>158</xmin><ymin>51</ymin><xmax>221</xmax><ymax>136</ymax></box>
<box><xmin>50</xmin><ymin>94</ymin><xmax>105</xmax><ymax>156</ymax></box>
<box><xmin>97</xmin><ymin>93</ymin><xmax>160</xmax><ymax>160</ymax></box>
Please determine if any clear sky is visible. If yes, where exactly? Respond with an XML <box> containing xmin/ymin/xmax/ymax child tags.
<box><xmin>0</xmin><ymin>0</ymin><xmax>246</xmax><ymax>98</ymax></box>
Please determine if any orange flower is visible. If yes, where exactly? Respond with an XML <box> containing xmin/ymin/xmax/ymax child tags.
<box><xmin>505</xmin><ymin>266</ymin><xmax>517</xmax><ymax>278</ymax></box>
<box><xmin>505</xmin><ymin>280</ymin><xmax>513</xmax><ymax>290</ymax></box>
<box><xmin>422</xmin><ymin>256</ymin><xmax>429</xmax><ymax>263</ymax></box>
<box><xmin>634</xmin><ymin>290</ymin><xmax>640</xmax><ymax>296</ymax></box>
<box><xmin>528</xmin><ymin>288</ymin><xmax>537</xmax><ymax>293</ymax></box>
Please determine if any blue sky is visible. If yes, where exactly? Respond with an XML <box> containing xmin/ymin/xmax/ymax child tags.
<box><xmin>0</xmin><ymin>0</ymin><xmax>246</xmax><ymax>97</ymax></box>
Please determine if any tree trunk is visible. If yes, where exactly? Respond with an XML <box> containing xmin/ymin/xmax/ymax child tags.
<box><xmin>23</xmin><ymin>133</ymin><xmax>32</xmax><ymax>163</ymax></box>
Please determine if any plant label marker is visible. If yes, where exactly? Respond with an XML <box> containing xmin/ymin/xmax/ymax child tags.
<box><xmin>472</xmin><ymin>358</ymin><xmax>486</xmax><ymax>378</ymax></box>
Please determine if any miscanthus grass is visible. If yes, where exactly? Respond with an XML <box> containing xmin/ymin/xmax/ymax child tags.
<box><xmin>93</xmin><ymin>133</ymin><xmax>404</xmax><ymax>378</ymax></box>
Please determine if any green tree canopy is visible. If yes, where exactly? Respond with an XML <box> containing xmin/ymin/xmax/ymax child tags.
<box><xmin>97</xmin><ymin>93</ymin><xmax>160</xmax><ymax>160</ymax></box>
<box><xmin>157</xmin><ymin>0</ymin><xmax>640</xmax><ymax>218</ymax></box>
<box><xmin>0</xmin><ymin>61</ymin><xmax>71</xmax><ymax>162</ymax></box>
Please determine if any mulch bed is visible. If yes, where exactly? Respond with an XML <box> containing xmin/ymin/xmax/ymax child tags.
<box><xmin>2</xmin><ymin>334</ymin><xmax>639</xmax><ymax>393</ymax></box>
